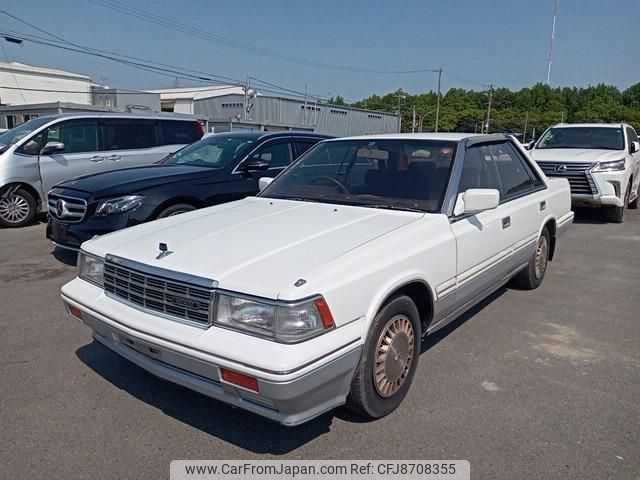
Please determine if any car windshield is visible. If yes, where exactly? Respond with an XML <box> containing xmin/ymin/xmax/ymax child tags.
<box><xmin>162</xmin><ymin>134</ymin><xmax>257</xmax><ymax>168</ymax></box>
<box><xmin>0</xmin><ymin>117</ymin><xmax>52</xmax><ymax>146</ymax></box>
<box><xmin>536</xmin><ymin>127</ymin><xmax>624</xmax><ymax>150</ymax></box>
<box><xmin>260</xmin><ymin>139</ymin><xmax>457</xmax><ymax>213</ymax></box>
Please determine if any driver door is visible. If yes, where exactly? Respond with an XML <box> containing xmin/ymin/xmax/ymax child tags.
<box><xmin>38</xmin><ymin>119</ymin><xmax>105</xmax><ymax>193</ymax></box>
<box><xmin>227</xmin><ymin>138</ymin><xmax>294</xmax><ymax>200</ymax></box>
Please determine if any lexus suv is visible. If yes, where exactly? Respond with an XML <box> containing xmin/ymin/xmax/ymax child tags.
<box><xmin>47</xmin><ymin>131</ymin><xmax>330</xmax><ymax>249</ymax></box>
<box><xmin>530</xmin><ymin>123</ymin><xmax>640</xmax><ymax>222</ymax></box>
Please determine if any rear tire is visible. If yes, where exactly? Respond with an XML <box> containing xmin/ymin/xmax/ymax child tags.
<box><xmin>511</xmin><ymin>227</ymin><xmax>550</xmax><ymax>290</ymax></box>
<box><xmin>0</xmin><ymin>188</ymin><xmax>37</xmax><ymax>228</ymax></box>
<box><xmin>156</xmin><ymin>203</ymin><xmax>196</xmax><ymax>218</ymax></box>
<box><xmin>347</xmin><ymin>295</ymin><xmax>420</xmax><ymax>419</ymax></box>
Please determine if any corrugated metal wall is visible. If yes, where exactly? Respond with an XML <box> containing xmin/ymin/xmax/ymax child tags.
<box><xmin>194</xmin><ymin>94</ymin><xmax>398</xmax><ymax>136</ymax></box>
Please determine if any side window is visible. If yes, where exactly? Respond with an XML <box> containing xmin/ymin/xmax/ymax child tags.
<box><xmin>626</xmin><ymin>127</ymin><xmax>639</xmax><ymax>147</ymax></box>
<box><xmin>295</xmin><ymin>141</ymin><xmax>318</xmax><ymax>158</ymax></box>
<box><xmin>160</xmin><ymin>120</ymin><xmax>200</xmax><ymax>145</ymax></box>
<box><xmin>16</xmin><ymin>131</ymin><xmax>46</xmax><ymax>156</ymax></box>
<box><xmin>489</xmin><ymin>143</ymin><xmax>537</xmax><ymax>198</ymax></box>
<box><xmin>458</xmin><ymin>144</ymin><xmax>501</xmax><ymax>192</ymax></box>
<box><xmin>252</xmin><ymin>141</ymin><xmax>292</xmax><ymax>169</ymax></box>
<box><xmin>46</xmin><ymin>121</ymin><xmax>98</xmax><ymax>154</ymax></box>
<box><xmin>103</xmin><ymin>120</ymin><xmax>157</xmax><ymax>151</ymax></box>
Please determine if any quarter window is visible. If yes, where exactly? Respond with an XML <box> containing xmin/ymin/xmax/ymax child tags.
<box><xmin>160</xmin><ymin>120</ymin><xmax>200</xmax><ymax>145</ymax></box>
<box><xmin>46</xmin><ymin>121</ymin><xmax>98</xmax><ymax>154</ymax></box>
<box><xmin>103</xmin><ymin>120</ymin><xmax>157</xmax><ymax>151</ymax></box>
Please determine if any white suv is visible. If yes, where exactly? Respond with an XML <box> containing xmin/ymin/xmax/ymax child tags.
<box><xmin>530</xmin><ymin>123</ymin><xmax>640</xmax><ymax>222</ymax></box>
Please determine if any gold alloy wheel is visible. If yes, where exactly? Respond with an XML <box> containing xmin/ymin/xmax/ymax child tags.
<box><xmin>534</xmin><ymin>235</ymin><xmax>548</xmax><ymax>280</ymax></box>
<box><xmin>373</xmin><ymin>314</ymin><xmax>415</xmax><ymax>398</ymax></box>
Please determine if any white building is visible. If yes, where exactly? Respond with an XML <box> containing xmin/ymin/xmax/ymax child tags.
<box><xmin>0</xmin><ymin>61</ymin><xmax>92</xmax><ymax>107</ymax></box>
<box><xmin>149</xmin><ymin>85</ymin><xmax>398</xmax><ymax>136</ymax></box>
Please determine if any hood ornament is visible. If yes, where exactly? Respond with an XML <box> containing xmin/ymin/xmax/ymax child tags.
<box><xmin>156</xmin><ymin>242</ymin><xmax>173</xmax><ymax>260</ymax></box>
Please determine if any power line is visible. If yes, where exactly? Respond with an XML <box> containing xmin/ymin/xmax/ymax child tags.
<box><xmin>89</xmin><ymin>0</ymin><xmax>440</xmax><ymax>75</ymax></box>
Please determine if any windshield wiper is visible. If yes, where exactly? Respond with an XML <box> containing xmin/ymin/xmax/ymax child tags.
<box><xmin>272</xmin><ymin>196</ymin><xmax>320</xmax><ymax>203</ymax></box>
<box><xmin>358</xmin><ymin>204</ymin><xmax>426</xmax><ymax>213</ymax></box>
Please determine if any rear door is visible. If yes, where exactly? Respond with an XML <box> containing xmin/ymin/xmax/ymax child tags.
<box><xmin>100</xmin><ymin>118</ymin><xmax>161</xmax><ymax>169</ymax></box>
<box><xmin>38</xmin><ymin>119</ymin><xmax>104</xmax><ymax>193</ymax></box>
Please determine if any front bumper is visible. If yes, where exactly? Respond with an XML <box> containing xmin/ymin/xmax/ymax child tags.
<box><xmin>571</xmin><ymin>170</ymin><xmax>630</xmax><ymax>208</ymax></box>
<box><xmin>46</xmin><ymin>212</ymin><xmax>143</xmax><ymax>250</ymax></box>
<box><xmin>61</xmin><ymin>290</ymin><xmax>362</xmax><ymax>426</ymax></box>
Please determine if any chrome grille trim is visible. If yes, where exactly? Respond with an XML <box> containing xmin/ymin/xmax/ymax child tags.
<box><xmin>47</xmin><ymin>192</ymin><xmax>87</xmax><ymax>223</ymax></box>
<box><xmin>536</xmin><ymin>161</ymin><xmax>598</xmax><ymax>195</ymax></box>
<box><xmin>103</xmin><ymin>254</ymin><xmax>217</xmax><ymax>328</ymax></box>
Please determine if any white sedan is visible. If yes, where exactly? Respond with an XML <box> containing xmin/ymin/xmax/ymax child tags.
<box><xmin>61</xmin><ymin>133</ymin><xmax>573</xmax><ymax>425</ymax></box>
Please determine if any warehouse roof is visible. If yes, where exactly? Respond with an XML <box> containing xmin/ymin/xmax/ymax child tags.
<box><xmin>0</xmin><ymin>61</ymin><xmax>91</xmax><ymax>81</ymax></box>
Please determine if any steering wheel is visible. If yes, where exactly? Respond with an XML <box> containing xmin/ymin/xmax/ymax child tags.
<box><xmin>309</xmin><ymin>176</ymin><xmax>349</xmax><ymax>193</ymax></box>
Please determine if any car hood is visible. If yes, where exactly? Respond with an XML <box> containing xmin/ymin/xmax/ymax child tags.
<box><xmin>56</xmin><ymin>164</ymin><xmax>220</xmax><ymax>197</ymax></box>
<box><xmin>531</xmin><ymin>148</ymin><xmax>625</xmax><ymax>163</ymax></box>
<box><xmin>83</xmin><ymin>197</ymin><xmax>423</xmax><ymax>299</ymax></box>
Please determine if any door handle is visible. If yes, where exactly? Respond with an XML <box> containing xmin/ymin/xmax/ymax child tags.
<box><xmin>540</xmin><ymin>200</ymin><xmax>547</xmax><ymax>211</ymax></box>
<box><xmin>90</xmin><ymin>156</ymin><xmax>104</xmax><ymax>162</ymax></box>
<box><xmin>107</xmin><ymin>155</ymin><xmax>121</xmax><ymax>161</ymax></box>
<box><xmin>502</xmin><ymin>216</ymin><xmax>511</xmax><ymax>229</ymax></box>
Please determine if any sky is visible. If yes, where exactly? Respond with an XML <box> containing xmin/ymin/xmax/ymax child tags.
<box><xmin>1</xmin><ymin>0</ymin><xmax>638</xmax><ymax>102</ymax></box>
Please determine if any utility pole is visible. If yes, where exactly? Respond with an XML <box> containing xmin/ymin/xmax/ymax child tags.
<box><xmin>435</xmin><ymin>67</ymin><xmax>442</xmax><ymax>132</ymax></box>
<box><xmin>243</xmin><ymin>75</ymin><xmax>249</xmax><ymax>121</ymax></box>
<box><xmin>546</xmin><ymin>0</ymin><xmax>558</xmax><ymax>85</ymax></box>
<box><xmin>396</xmin><ymin>93</ymin><xmax>403</xmax><ymax>133</ymax></box>
<box><xmin>412</xmin><ymin>105</ymin><xmax>416</xmax><ymax>133</ymax></box>
<box><xmin>303</xmin><ymin>83</ymin><xmax>308</xmax><ymax>125</ymax></box>
<box><xmin>485</xmin><ymin>84</ymin><xmax>493</xmax><ymax>134</ymax></box>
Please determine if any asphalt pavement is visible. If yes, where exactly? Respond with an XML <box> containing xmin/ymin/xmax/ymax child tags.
<box><xmin>1</xmin><ymin>209</ymin><xmax>638</xmax><ymax>479</ymax></box>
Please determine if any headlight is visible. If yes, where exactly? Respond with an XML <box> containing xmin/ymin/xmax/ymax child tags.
<box><xmin>77</xmin><ymin>251</ymin><xmax>104</xmax><ymax>287</ymax></box>
<box><xmin>214</xmin><ymin>293</ymin><xmax>335</xmax><ymax>342</ymax></box>
<box><xmin>95</xmin><ymin>195</ymin><xmax>144</xmax><ymax>216</ymax></box>
<box><xmin>593</xmin><ymin>159</ymin><xmax>626</xmax><ymax>172</ymax></box>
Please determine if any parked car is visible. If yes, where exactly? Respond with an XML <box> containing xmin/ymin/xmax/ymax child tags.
<box><xmin>0</xmin><ymin>113</ymin><xmax>204</xmax><ymax>227</ymax></box>
<box><xmin>60</xmin><ymin>133</ymin><xmax>573</xmax><ymax>426</ymax></box>
<box><xmin>529</xmin><ymin>123</ymin><xmax>640</xmax><ymax>222</ymax></box>
<box><xmin>46</xmin><ymin>131</ymin><xmax>331</xmax><ymax>249</ymax></box>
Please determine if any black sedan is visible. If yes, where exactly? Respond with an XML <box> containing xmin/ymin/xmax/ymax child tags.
<box><xmin>46</xmin><ymin>131</ymin><xmax>330</xmax><ymax>249</ymax></box>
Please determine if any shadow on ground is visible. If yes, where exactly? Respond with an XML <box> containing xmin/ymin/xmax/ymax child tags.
<box><xmin>75</xmin><ymin>285</ymin><xmax>509</xmax><ymax>453</ymax></box>
<box><xmin>51</xmin><ymin>246</ymin><xmax>78</xmax><ymax>266</ymax></box>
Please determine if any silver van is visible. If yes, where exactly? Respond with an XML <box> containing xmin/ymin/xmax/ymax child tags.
<box><xmin>0</xmin><ymin>113</ymin><xmax>204</xmax><ymax>227</ymax></box>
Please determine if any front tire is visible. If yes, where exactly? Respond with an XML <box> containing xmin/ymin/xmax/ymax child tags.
<box><xmin>347</xmin><ymin>295</ymin><xmax>420</xmax><ymax>419</ymax></box>
<box><xmin>0</xmin><ymin>188</ymin><xmax>37</xmax><ymax>227</ymax></box>
<box><xmin>627</xmin><ymin>181</ymin><xmax>638</xmax><ymax>210</ymax></box>
<box><xmin>606</xmin><ymin>184</ymin><xmax>630</xmax><ymax>223</ymax></box>
<box><xmin>511</xmin><ymin>227</ymin><xmax>550</xmax><ymax>290</ymax></box>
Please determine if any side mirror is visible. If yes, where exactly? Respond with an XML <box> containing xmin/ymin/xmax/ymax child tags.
<box><xmin>258</xmin><ymin>177</ymin><xmax>274</xmax><ymax>191</ymax></box>
<box><xmin>40</xmin><ymin>141</ymin><xmax>65</xmax><ymax>155</ymax></box>
<box><xmin>462</xmin><ymin>188</ymin><xmax>500</xmax><ymax>214</ymax></box>
<box><xmin>630</xmin><ymin>141</ymin><xmax>639</xmax><ymax>154</ymax></box>
<box><xmin>525</xmin><ymin>141</ymin><xmax>535</xmax><ymax>150</ymax></box>
<box><xmin>241</xmin><ymin>157</ymin><xmax>270</xmax><ymax>172</ymax></box>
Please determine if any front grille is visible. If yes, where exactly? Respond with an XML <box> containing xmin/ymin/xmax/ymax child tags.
<box><xmin>104</xmin><ymin>257</ymin><xmax>214</xmax><ymax>326</ymax></box>
<box><xmin>537</xmin><ymin>161</ymin><xmax>598</xmax><ymax>195</ymax></box>
<box><xmin>47</xmin><ymin>192</ymin><xmax>87</xmax><ymax>223</ymax></box>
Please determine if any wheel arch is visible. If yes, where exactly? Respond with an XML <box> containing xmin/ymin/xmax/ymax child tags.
<box><xmin>540</xmin><ymin>216</ymin><xmax>557</xmax><ymax>261</ymax></box>
<box><xmin>366</xmin><ymin>277</ymin><xmax>435</xmax><ymax>336</ymax></box>
<box><xmin>151</xmin><ymin>196</ymin><xmax>202</xmax><ymax>218</ymax></box>
<box><xmin>0</xmin><ymin>181</ymin><xmax>42</xmax><ymax>209</ymax></box>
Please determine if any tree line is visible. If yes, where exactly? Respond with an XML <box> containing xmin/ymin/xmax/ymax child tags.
<box><xmin>330</xmin><ymin>82</ymin><xmax>640</xmax><ymax>140</ymax></box>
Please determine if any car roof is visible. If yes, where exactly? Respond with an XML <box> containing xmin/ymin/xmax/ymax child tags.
<box><xmin>32</xmin><ymin>112</ymin><xmax>199</xmax><ymax>122</ymax></box>
<box><xmin>207</xmin><ymin>131</ymin><xmax>333</xmax><ymax>140</ymax></box>
<box><xmin>550</xmin><ymin>123</ymin><xmax>628</xmax><ymax>129</ymax></box>
<box><xmin>324</xmin><ymin>132</ymin><xmax>494</xmax><ymax>142</ymax></box>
